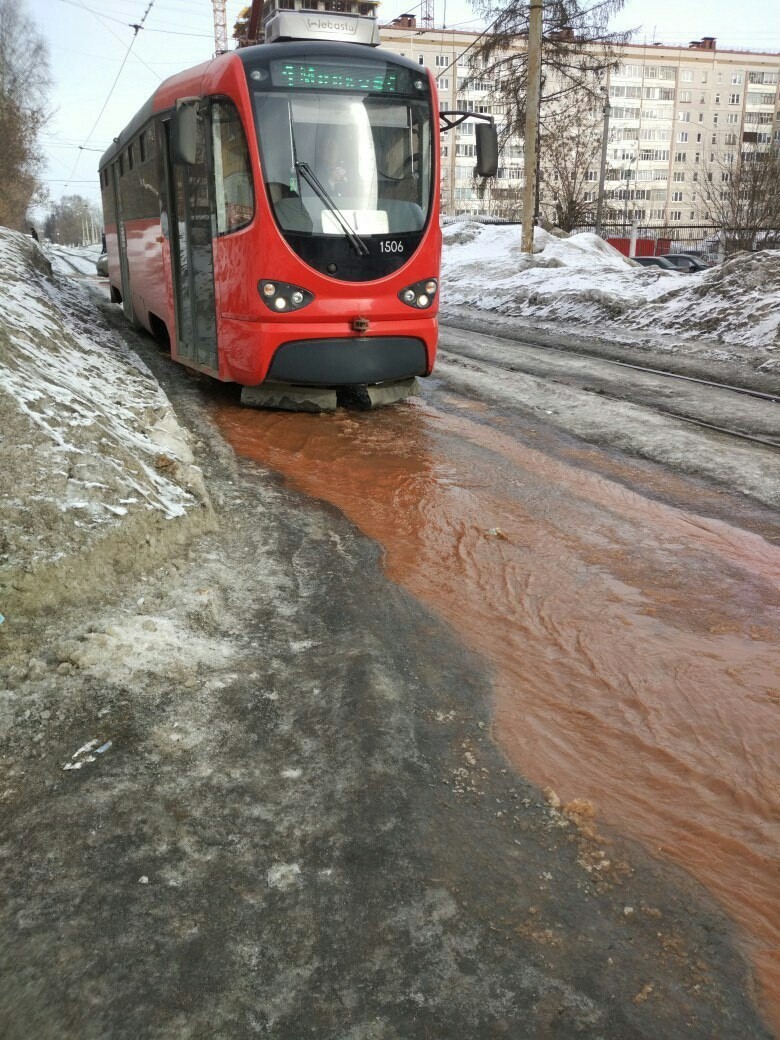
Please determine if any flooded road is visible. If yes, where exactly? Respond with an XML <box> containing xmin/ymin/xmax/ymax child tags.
<box><xmin>213</xmin><ymin>390</ymin><xmax>780</xmax><ymax>1030</ymax></box>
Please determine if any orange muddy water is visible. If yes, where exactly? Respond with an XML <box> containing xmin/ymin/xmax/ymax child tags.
<box><xmin>213</xmin><ymin>394</ymin><xmax>780</xmax><ymax>1030</ymax></box>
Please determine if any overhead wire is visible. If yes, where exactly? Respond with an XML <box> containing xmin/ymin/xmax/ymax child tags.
<box><xmin>59</xmin><ymin>0</ymin><xmax>165</xmax><ymax>82</ymax></box>
<box><xmin>60</xmin><ymin>0</ymin><xmax>158</xmax><ymax>193</ymax></box>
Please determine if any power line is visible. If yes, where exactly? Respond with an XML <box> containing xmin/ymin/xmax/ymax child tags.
<box><xmin>61</xmin><ymin>0</ymin><xmax>158</xmax><ymax>194</ymax></box>
<box><xmin>133</xmin><ymin>26</ymin><xmax>213</xmax><ymax>38</ymax></box>
<box><xmin>436</xmin><ymin>14</ymin><xmax>503</xmax><ymax>80</ymax></box>
<box><xmin>55</xmin><ymin>0</ymin><xmax>213</xmax><ymax>40</ymax></box>
<box><xmin>55</xmin><ymin>0</ymin><xmax>130</xmax><ymax>27</ymax></box>
<box><xmin>57</xmin><ymin>0</ymin><xmax>165</xmax><ymax>82</ymax></box>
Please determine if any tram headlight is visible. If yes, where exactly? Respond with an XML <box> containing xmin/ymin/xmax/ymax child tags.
<box><xmin>258</xmin><ymin>280</ymin><xmax>314</xmax><ymax>312</ymax></box>
<box><xmin>398</xmin><ymin>279</ymin><xmax>438</xmax><ymax>309</ymax></box>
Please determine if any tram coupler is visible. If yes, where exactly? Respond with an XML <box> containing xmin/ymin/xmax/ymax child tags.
<box><xmin>340</xmin><ymin>378</ymin><xmax>420</xmax><ymax>410</ymax></box>
<box><xmin>240</xmin><ymin>383</ymin><xmax>338</xmax><ymax>413</ymax></box>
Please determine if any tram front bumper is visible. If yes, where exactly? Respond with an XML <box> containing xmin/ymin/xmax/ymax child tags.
<box><xmin>265</xmin><ymin>335</ymin><xmax>428</xmax><ymax>387</ymax></box>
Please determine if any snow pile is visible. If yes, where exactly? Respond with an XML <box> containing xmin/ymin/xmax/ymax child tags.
<box><xmin>442</xmin><ymin>222</ymin><xmax>780</xmax><ymax>357</ymax></box>
<box><xmin>629</xmin><ymin>250</ymin><xmax>780</xmax><ymax>356</ymax></box>
<box><xmin>0</xmin><ymin>227</ymin><xmax>210</xmax><ymax>614</ymax></box>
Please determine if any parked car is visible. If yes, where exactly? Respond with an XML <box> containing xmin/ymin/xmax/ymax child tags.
<box><xmin>95</xmin><ymin>253</ymin><xmax>109</xmax><ymax>277</ymax></box>
<box><xmin>660</xmin><ymin>253</ymin><xmax>712</xmax><ymax>273</ymax></box>
<box><xmin>633</xmin><ymin>256</ymin><xmax>679</xmax><ymax>271</ymax></box>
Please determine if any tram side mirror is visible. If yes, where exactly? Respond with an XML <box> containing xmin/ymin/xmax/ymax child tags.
<box><xmin>475</xmin><ymin>123</ymin><xmax>499</xmax><ymax>178</ymax></box>
<box><xmin>173</xmin><ymin>99</ymin><xmax>199</xmax><ymax>166</ymax></box>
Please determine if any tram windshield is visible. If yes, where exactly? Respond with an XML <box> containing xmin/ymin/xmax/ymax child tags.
<box><xmin>252</xmin><ymin>67</ymin><xmax>432</xmax><ymax>239</ymax></box>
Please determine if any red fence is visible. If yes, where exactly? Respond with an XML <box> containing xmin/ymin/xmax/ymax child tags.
<box><xmin>606</xmin><ymin>236</ymin><xmax>672</xmax><ymax>258</ymax></box>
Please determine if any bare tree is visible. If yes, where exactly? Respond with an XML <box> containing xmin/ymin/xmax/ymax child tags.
<box><xmin>466</xmin><ymin>1</ymin><xmax>630</xmax><ymax>142</ymax></box>
<box><xmin>43</xmin><ymin>196</ymin><xmax>102</xmax><ymax>246</ymax></box>
<box><xmin>0</xmin><ymin>0</ymin><xmax>50</xmax><ymax>229</ymax></box>
<box><xmin>697</xmin><ymin>142</ymin><xmax>780</xmax><ymax>254</ymax></box>
<box><xmin>537</xmin><ymin>89</ymin><xmax>610</xmax><ymax>230</ymax></box>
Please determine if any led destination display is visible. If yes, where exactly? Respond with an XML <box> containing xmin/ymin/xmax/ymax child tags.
<box><xmin>271</xmin><ymin>60</ymin><xmax>403</xmax><ymax>93</ymax></box>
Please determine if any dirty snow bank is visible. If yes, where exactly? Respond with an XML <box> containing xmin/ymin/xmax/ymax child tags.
<box><xmin>442</xmin><ymin>222</ymin><xmax>780</xmax><ymax>365</ymax></box>
<box><xmin>0</xmin><ymin>227</ymin><xmax>212</xmax><ymax>617</ymax></box>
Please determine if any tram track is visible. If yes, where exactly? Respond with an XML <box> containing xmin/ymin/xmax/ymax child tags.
<box><xmin>50</xmin><ymin>248</ymin><xmax>97</xmax><ymax>279</ymax></box>
<box><xmin>438</xmin><ymin>321</ymin><xmax>779</xmax><ymax>452</ymax></box>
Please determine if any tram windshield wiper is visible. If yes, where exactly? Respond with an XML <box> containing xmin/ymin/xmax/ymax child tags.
<box><xmin>294</xmin><ymin>161</ymin><xmax>369</xmax><ymax>257</ymax></box>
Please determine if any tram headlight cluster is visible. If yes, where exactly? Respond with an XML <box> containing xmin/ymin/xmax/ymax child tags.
<box><xmin>398</xmin><ymin>279</ymin><xmax>437</xmax><ymax>310</ymax></box>
<box><xmin>259</xmin><ymin>280</ymin><xmax>314</xmax><ymax>313</ymax></box>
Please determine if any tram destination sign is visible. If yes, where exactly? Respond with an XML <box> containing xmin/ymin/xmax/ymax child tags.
<box><xmin>271</xmin><ymin>60</ymin><xmax>406</xmax><ymax>94</ymax></box>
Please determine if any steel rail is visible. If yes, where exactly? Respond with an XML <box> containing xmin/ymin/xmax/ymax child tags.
<box><xmin>439</xmin><ymin>321</ymin><xmax>780</xmax><ymax>405</ymax></box>
<box><xmin>437</xmin><ymin>346</ymin><xmax>780</xmax><ymax>453</ymax></box>
<box><xmin>658</xmin><ymin>414</ymin><xmax>780</xmax><ymax>451</ymax></box>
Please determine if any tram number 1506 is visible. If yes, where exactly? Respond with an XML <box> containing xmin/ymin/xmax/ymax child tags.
<box><xmin>379</xmin><ymin>240</ymin><xmax>404</xmax><ymax>253</ymax></box>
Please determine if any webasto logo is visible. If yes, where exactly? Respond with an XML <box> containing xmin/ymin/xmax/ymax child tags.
<box><xmin>306</xmin><ymin>16</ymin><xmax>357</xmax><ymax>33</ymax></box>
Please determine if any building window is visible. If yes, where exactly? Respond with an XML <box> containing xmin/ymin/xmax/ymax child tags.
<box><xmin>701</xmin><ymin>71</ymin><xmax>708</xmax><ymax>84</ymax></box>
<box><xmin>677</xmin><ymin>131</ymin><xmax>688</xmax><ymax>142</ymax></box>
<box><xmin>674</xmin><ymin>150</ymin><xmax>686</xmax><ymax>162</ymax></box>
<box><xmin>728</xmin><ymin>93</ymin><xmax>740</xmax><ymax>104</ymax></box>
<box><xmin>435</xmin><ymin>54</ymin><xmax>447</xmax><ymax>68</ymax></box>
<box><xmin>673</xmin><ymin>171</ymin><xmax>685</xmax><ymax>181</ymax></box>
<box><xmin>418</xmin><ymin>54</ymin><xmax>424</xmax><ymax>65</ymax></box>
<box><xmin>678</xmin><ymin>89</ymin><xmax>692</xmax><ymax>102</ymax></box>
<box><xmin>681</xmin><ymin>69</ymin><xmax>694</xmax><ymax>83</ymax></box>
<box><xmin>678</xmin><ymin>111</ymin><xmax>690</xmax><ymax>122</ymax></box>
<box><xmin>731</xmin><ymin>72</ymin><xmax>742</xmax><ymax>84</ymax></box>
<box><xmin>438</xmin><ymin>78</ymin><xmax>449</xmax><ymax>89</ymax></box>
<box><xmin>714</xmin><ymin>93</ymin><xmax>720</xmax><ymax>104</ymax></box>
<box><xmin>713</xmin><ymin>113</ymin><xmax>719</xmax><ymax>125</ymax></box>
<box><xmin>672</xmin><ymin>191</ymin><xmax>683</xmax><ymax>201</ymax></box>
<box><xmin>717</xmin><ymin>72</ymin><xmax>723</xmax><ymax>84</ymax></box>
<box><xmin>670</xmin><ymin>210</ymin><xmax>682</xmax><ymax>220</ymax></box>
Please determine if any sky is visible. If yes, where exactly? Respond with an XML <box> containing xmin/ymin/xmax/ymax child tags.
<box><xmin>36</xmin><ymin>0</ymin><xmax>780</xmax><ymax>212</ymax></box>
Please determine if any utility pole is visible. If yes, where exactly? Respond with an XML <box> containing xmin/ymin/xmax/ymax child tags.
<box><xmin>595</xmin><ymin>88</ymin><xmax>611</xmax><ymax>237</ymax></box>
<box><xmin>521</xmin><ymin>0</ymin><xmax>543</xmax><ymax>253</ymax></box>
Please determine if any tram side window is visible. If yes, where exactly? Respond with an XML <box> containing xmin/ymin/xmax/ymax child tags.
<box><xmin>211</xmin><ymin>100</ymin><xmax>255</xmax><ymax>234</ymax></box>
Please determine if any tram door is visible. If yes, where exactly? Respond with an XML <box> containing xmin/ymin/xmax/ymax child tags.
<box><xmin>111</xmin><ymin>161</ymin><xmax>133</xmax><ymax>323</ymax></box>
<box><xmin>164</xmin><ymin>115</ymin><xmax>218</xmax><ymax>370</ymax></box>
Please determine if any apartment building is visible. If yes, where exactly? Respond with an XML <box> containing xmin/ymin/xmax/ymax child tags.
<box><xmin>379</xmin><ymin>19</ymin><xmax>780</xmax><ymax>223</ymax></box>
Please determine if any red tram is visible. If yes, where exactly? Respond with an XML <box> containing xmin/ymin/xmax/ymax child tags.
<box><xmin>99</xmin><ymin>13</ymin><xmax>496</xmax><ymax>409</ymax></box>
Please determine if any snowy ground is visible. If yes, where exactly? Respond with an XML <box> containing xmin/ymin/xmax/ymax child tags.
<box><xmin>441</xmin><ymin>223</ymin><xmax>780</xmax><ymax>375</ymax></box>
<box><xmin>0</xmin><ymin>229</ymin><xmax>211</xmax><ymax>619</ymax></box>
